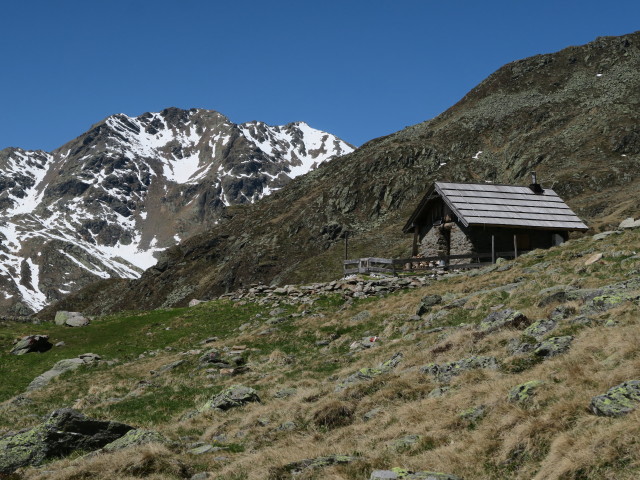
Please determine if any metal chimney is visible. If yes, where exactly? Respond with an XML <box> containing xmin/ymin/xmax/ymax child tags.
<box><xmin>529</xmin><ymin>171</ymin><xmax>544</xmax><ymax>194</ymax></box>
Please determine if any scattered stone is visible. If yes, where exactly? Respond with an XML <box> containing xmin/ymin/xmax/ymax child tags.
<box><xmin>152</xmin><ymin>360</ymin><xmax>185</xmax><ymax>376</ymax></box>
<box><xmin>523</xmin><ymin>319</ymin><xmax>557</xmax><ymax>340</ymax></box>
<box><xmin>350</xmin><ymin>310</ymin><xmax>372</xmax><ymax>322</ymax></box>
<box><xmin>101</xmin><ymin>429</ymin><xmax>167</xmax><ymax>452</ymax></box>
<box><xmin>27</xmin><ymin>354</ymin><xmax>101</xmax><ymax>391</ymax></box>
<box><xmin>54</xmin><ymin>341</ymin><xmax>65</xmax><ymax>347</ymax></box>
<box><xmin>508</xmin><ymin>380</ymin><xmax>544</xmax><ymax>404</ymax></box>
<box><xmin>335</xmin><ymin>353</ymin><xmax>403</xmax><ymax>391</ymax></box>
<box><xmin>191</xmin><ymin>473</ymin><xmax>212</xmax><ymax>480</ymax></box>
<box><xmin>533</xmin><ymin>336</ymin><xmax>573</xmax><ymax>358</ymax></box>
<box><xmin>349</xmin><ymin>335</ymin><xmax>380</xmax><ymax>351</ymax></box>
<box><xmin>458</xmin><ymin>405</ymin><xmax>486</xmax><ymax>424</ymax></box>
<box><xmin>200</xmin><ymin>337</ymin><xmax>218</xmax><ymax>345</ymax></box>
<box><xmin>199</xmin><ymin>384</ymin><xmax>260</xmax><ymax>411</ymax></box>
<box><xmin>363</xmin><ymin>407</ymin><xmax>383</xmax><ymax>421</ymax></box>
<box><xmin>619</xmin><ymin>217</ymin><xmax>640</xmax><ymax>229</ymax></box>
<box><xmin>0</xmin><ymin>408</ymin><xmax>133</xmax><ymax>474</ymax></box>
<box><xmin>593</xmin><ymin>231</ymin><xmax>620</xmax><ymax>241</ymax></box>
<box><xmin>188</xmin><ymin>299</ymin><xmax>204</xmax><ymax>307</ymax></box>
<box><xmin>416</xmin><ymin>294</ymin><xmax>442</xmax><ymax>316</ymax></box>
<box><xmin>277</xmin><ymin>421</ymin><xmax>297</xmax><ymax>431</ymax></box>
<box><xmin>10</xmin><ymin>335</ymin><xmax>52</xmax><ymax>355</ymax></box>
<box><xmin>389</xmin><ymin>434</ymin><xmax>421</xmax><ymax>450</ymax></box>
<box><xmin>590</xmin><ymin>380</ymin><xmax>640</xmax><ymax>417</ymax></box>
<box><xmin>420</xmin><ymin>356</ymin><xmax>498</xmax><ymax>383</ymax></box>
<box><xmin>273</xmin><ymin>388</ymin><xmax>297</xmax><ymax>399</ymax></box>
<box><xmin>428</xmin><ymin>386</ymin><xmax>450</xmax><ymax>398</ymax></box>
<box><xmin>478</xmin><ymin>309</ymin><xmax>529</xmax><ymax>334</ymax></box>
<box><xmin>54</xmin><ymin>311</ymin><xmax>89</xmax><ymax>327</ymax></box>
<box><xmin>584</xmin><ymin>252</ymin><xmax>603</xmax><ymax>265</ymax></box>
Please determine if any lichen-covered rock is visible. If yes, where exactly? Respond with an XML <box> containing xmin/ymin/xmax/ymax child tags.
<box><xmin>477</xmin><ymin>309</ymin><xmax>529</xmax><ymax>334</ymax></box>
<box><xmin>10</xmin><ymin>335</ymin><xmax>52</xmax><ymax>355</ymax></box>
<box><xmin>523</xmin><ymin>319</ymin><xmax>557</xmax><ymax>340</ymax></box>
<box><xmin>533</xmin><ymin>336</ymin><xmax>573</xmax><ymax>358</ymax></box>
<box><xmin>590</xmin><ymin>380</ymin><xmax>640</xmax><ymax>417</ymax></box>
<box><xmin>335</xmin><ymin>353</ymin><xmax>403</xmax><ymax>392</ymax></box>
<box><xmin>420</xmin><ymin>356</ymin><xmax>498</xmax><ymax>383</ymax></box>
<box><xmin>370</xmin><ymin>468</ymin><xmax>462</xmax><ymax>479</ymax></box>
<box><xmin>27</xmin><ymin>353</ymin><xmax>101</xmax><ymax>391</ymax></box>
<box><xmin>199</xmin><ymin>384</ymin><xmax>260</xmax><ymax>411</ymax></box>
<box><xmin>458</xmin><ymin>405</ymin><xmax>486</xmax><ymax>424</ymax></box>
<box><xmin>101</xmin><ymin>429</ymin><xmax>167</xmax><ymax>452</ymax></box>
<box><xmin>508</xmin><ymin>380</ymin><xmax>544</xmax><ymax>404</ymax></box>
<box><xmin>0</xmin><ymin>408</ymin><xmax>133</xmax><ymax>474</ymax></box>
<box><xmin>416</xmin><ymin>295</ymin><xmax>442</xmax><ymax>316</ymax></box>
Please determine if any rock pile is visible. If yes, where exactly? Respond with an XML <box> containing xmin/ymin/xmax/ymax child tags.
<box><xmin>216</xmin><ymin>276</ymin><xmax>432</xmax><ymax>304</ymax></box>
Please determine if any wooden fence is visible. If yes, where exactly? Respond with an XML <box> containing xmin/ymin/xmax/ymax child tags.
<box><xmin>343</xmin><ymin>250</ymin><xmax>527</xmax><ymax>276</ymax></box>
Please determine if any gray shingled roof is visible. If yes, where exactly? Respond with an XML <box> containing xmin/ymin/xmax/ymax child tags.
<box><xmin>435</xmin><ymin>182</ymin><xmax>588</xmax><ymax>230</ymax></box>
<box><xmin>403</xmin><ymin>182</ymin><xmax>588</xmax><ymax>232</ymax></box>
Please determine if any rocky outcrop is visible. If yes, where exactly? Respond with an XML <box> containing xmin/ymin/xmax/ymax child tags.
<box><xmin>199</xmin><ymin>384</ymin><xmax>260</xmax><ymax>412</ymax></box>
<box><xmin>0</xmin><ymin>408</ymin><xmax>133</xmax><ymax>474</ymax></box>
<box><xmin>10</xmin><ymin>335</ymin><xmax>52</xmax><ymax>355</ymax></box>
<box><xmin>590</xmin><ymin>380</ymin><xmax>640</xmax><ymax>417</ymax></box>
<box><xmin>420</xmin><ymin>356</ymin><xmax>498</xmax><ymax>383</ymax></box>
<box><xmin>335</xmin><ymin>353</ymin><xmax>403</xmax><ymax>392</ymax></box>
<box><xmin>101</xmin><ymin>429</ymin><xmax>168</xmax><ymax>452</ymax></box>
<box><xmin>27</xmin><ymin>353</ymin><xmax>101</xmax><ymax>391</ymax></box>
<box><xmin>477</xmin><ymin>309</ymin><xmax>529</xmax><ymax>334</ymax></box>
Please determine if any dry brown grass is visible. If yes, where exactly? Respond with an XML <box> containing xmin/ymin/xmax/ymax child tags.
<box><xmin>14</xmin><ymin>230</ymin><xmax>640</xmax><ymax>479</ymax></box>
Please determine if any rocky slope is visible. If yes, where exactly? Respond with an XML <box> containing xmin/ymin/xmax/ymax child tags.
<box><xmin>3</xmin><ymin>223</ymin><xmax>640</xmax><ymax>479</ymax></box>
<box><xmin>48</xmin><ymin>31</ymin><xmax>640</xmax><ymax>317</ymax></box>
<box><xmin>0</xmin><ymin>109</ymin><xmax>353</xmax><ymax>315</ymax></box>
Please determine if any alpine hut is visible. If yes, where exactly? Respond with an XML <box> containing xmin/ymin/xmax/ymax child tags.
<box><xmin>403</xmin><ymin>174</ymin><xmax>588</xmax><ymax>263</ymax></box>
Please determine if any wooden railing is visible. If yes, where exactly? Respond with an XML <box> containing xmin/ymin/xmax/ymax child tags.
<box><xmin>343</xmin><ymin>250</ymin><xmax>528</xmax><ymax>276</ymax></box>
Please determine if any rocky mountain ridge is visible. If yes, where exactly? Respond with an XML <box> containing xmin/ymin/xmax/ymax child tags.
<box><xmin>0</xmin><ymin>108</ymin><xmax>353</xmax><ymax>315</ymax></box>
<box><xmin>48</xmin><ymin>30</ymin><xmax>640</xmax><ymax>317</ymax></box>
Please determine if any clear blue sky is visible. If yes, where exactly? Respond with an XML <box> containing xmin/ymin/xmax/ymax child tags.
<box><xmin>1</xmin><ymin>1</ymin><xmax>639</xmax><ymax>151</ymax></box>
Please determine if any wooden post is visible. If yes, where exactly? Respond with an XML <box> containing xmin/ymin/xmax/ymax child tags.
<box><xmin>344</xmin><ymin>231</ymin><xmax>349</xmax><ymax>260</ymax></box>
<box><xmin>491</xmin><ymin>234</ymin><xmax>495</xmax><ymax>264</ymax></box>
<box><xmin>513</xmin><ymin>234</ymin><xmax>518</xmax><ymax>259</ymax></box>
<box><xmin>412</xmin><ymin>225</ymin><xmax>419</xmax><ymax>257</ymax></box>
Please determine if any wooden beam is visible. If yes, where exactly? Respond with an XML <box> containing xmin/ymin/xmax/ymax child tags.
<box><xmin>513</xmin><ymin>234</ymin><xmax>518</xmax><ymax>258</ymax></box>
<box><xmin>491</xmin><ymin>234</ymin><xmax>495</xmax><ymax>264</ymax></box>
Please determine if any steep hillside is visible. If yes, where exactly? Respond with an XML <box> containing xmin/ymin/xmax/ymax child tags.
<box><xmin>48</xmin><ymin>31</ymin><xmax>640</xmax><ymax>316</ymax></box>
<box><xmin>3</xmin><ymin>224</ymin><xmax>640</xmax><ymax>479</ymax></box>
<box><xmin>0</xmin><ymin>109</ymin><xmax>352</xmax><ymax>315</ymax></box>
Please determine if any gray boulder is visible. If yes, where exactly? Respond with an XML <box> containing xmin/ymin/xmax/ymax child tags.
<box><xmin>508</xmin><ymin>380</ymin><xmax>544</xmax><ymax>404</ymax></box>
<box><xmin>54</xmin><ymin>311</ymin><xmax>90</xmax><ymax>327</ymax></box>
<box><xmin>590</xmin><ymin>380</ymin><xmax>640</xmax><ymax>417</ymax></box>
<box><xmin>421</xmin><ymin>355</ymin><xmax>498</xmax><ymax>383</ymax></box>
<box><xmin>335</xmin><ymin>353</ymin><xmax>403</xmax><ymax>392</ymax></box>
<box><xmin>101</xmin><ymin>429</ymin><xmax>167</xmax><ymax>452</ymax></box>
<box><xmin>0</xmin><ymin>408</ymin><xmax>133</xmax><ymax>474</ymax></box>
<box><xmin>478</xmin><ymin>309</ymin><xmax>529</xmax><ymax>334</ymax></box>
<box><xmin>619</xmin><ymin>217</ymin><xmax>640</xmax><ymax>229</ymax></box>
<box><xmin>533</xmin><ymin>336</ymin><xmax>573</xmax><ymax>358</ymax></box>
<box><xmin>27</xmin><ymin>353</ymin><xmax>101</xmax><ymax>391</ymax></box>
<box><xmin>10</xmin><ymin>335</ymin><xmax>52</xmax><ymax>355</ymax></box>
<box><xmin>199</xmin><ymin>384</ymin><xmax>260</xmax><ymax>411</ymax></box>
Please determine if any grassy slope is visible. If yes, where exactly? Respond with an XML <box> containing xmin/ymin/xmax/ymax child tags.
<box><xmin>2</xmin><ymin>228</ymin><xmax>640</xmax><ymax>479</ymax></box>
